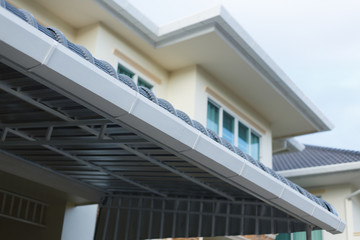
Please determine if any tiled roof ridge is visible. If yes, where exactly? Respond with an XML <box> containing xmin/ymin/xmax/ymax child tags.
<box><xmin>1</xmin><ymin>1</ymin><xmax>338</xmax><ymax>216</ymax></box>
<box><xmin>304</xmin><ymin>144</ymin><xmax>360</xmax><ymax>155</ymax></box>
<box><xmin>273</xmin><ymin>144</ymin><xmax>360</xmax><ymax>173</ymax></box>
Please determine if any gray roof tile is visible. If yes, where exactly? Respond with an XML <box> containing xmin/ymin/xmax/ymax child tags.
<box><xmin>273</xmin><ymin>145</ymin><xmax>360</xmax><ymax>171</ymax></box>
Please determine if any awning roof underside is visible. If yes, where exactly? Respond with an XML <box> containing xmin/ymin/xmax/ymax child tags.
<box><xmin>0</xmin><ymin>61</ymin><xmax>310</xmax><ymax>238</ymax></box>
<box><xmin>0</xmin><ymin>63</ymin><xmax>252</xmax><ymax>199</ymax></box>
<box><xmin>0</xmin><ymin>2</ymin><xmax>344</xmax><ymax>238</ymax></box>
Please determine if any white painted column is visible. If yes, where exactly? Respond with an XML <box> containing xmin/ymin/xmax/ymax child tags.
<box><xmin>61</xmin><ymin>202</ymin><xmax>99</xmax><ymax>240</ymax></box>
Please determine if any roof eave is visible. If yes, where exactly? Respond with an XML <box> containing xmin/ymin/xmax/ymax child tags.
<box><xmin>94</xmin><ymin>0</ymin><xmax>333</xmax><ymax>134</ymax></box>
<box><xmin>278</xmin><ymin>161</ymin><xmax>360</xmax><ymax>178</ymax></box>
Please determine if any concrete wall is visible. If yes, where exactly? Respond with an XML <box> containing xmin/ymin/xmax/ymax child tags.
<box><xmin>8</xmin><ymin>0</ymin><xmax>76</xmax><ymax>41</ymax></box>
<box><xmin>353</xmin><ymin>195</ymin><xmax>360</xmax><ymax>239</ymax></box>
<box><xmin>0</xmin><ymin>171</ymin><xmax>67</xmax><ymax>240</ymax></box>
<box><xmin>166</xmin><ymin>66</ymin><xmax>197</xmax><ymax>116</ymax></box>
<box><xmin>88</xmin><ymin>24</ymin><xmax>169</xmax><ymax>97</ymax></box>
<box><xmin>309</xmin><ymin>184</ymin><xmax>357</xmax><ymax>240</ymax></box>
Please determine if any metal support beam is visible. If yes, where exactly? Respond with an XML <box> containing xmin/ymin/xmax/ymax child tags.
<box><xmin>0</xmin><ymin>119</ymin><xmax>110</xmax><ymax>129</ymax></box>
<box><xmin>0</xmin><ymin>138</ymin><xmax>150</xmax><ymax>146</ymax></box>
<box><xmin>6</xmin><ymin>128</ymin><xmax>166</xmax><ymax>197</ymax></box>
<box><xmin>306</xmin><ymin>225</ymin><xmax>312</xmax><ymax>240</ymax></box>
<box><xmin>0</xmin><ymin>82</ymin><xmax>236</xmax><ymax>201</ymax></box>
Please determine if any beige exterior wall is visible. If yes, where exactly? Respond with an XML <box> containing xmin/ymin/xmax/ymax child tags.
<box><xmin>166</xmin><ymin>66</ymin><xmax>197</xmax><ymax>116</ymax></box>
<box><xmin>309</xmin><ymin>184</ymin><xmax>360</xmax><ymax>240</ymax></box>
<box><xmin>88</xmin><ymin>24</ymin><xmax>169</xmax><ymax>97</ymax></box>
<box><xmin>8</xmin><ymin>0</ymin><xmax>76</xmax><ymax>41</ymax></box>
<box><xmin>75</xmin><ymin>23</ymin><xmax>100</xmax><ymax>54</ymax></box>
<box><xmin>353</xmin><ymin>195</ymin><xmax>360</xmax><ymax>239</ymax></box>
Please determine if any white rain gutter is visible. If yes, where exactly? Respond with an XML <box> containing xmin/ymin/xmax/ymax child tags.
<box><xmin>0</xmin><ymin>7</ymin><xmax>345</xmax><ymax>234</ymax></box>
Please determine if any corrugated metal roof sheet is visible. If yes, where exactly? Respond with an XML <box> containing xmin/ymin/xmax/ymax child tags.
<box><xmin>273</xmin><ymin>145</ymin><xmax>360</xmax><ymax>171</ymax></box>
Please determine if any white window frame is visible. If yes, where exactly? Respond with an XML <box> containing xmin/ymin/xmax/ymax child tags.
<box><xmin>116</xmin><ymin>60</ymin><xmax>155</xmax><ymax>90</ymax></box>
<box><xmin>207</xmin><ymin>97</ymin><xmax>261</xmax><ymax>160</ymax></box>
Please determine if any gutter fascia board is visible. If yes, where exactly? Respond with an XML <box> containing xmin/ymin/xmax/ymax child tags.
<box><xmin>278</xmin><ymin>161</ymin><xmax>360</xmax><ymax>178</ymax></box>
<box><xmin>94</xmin><ymin>0</ymin><xmax>333</xmax><ymax>133</ymax></box>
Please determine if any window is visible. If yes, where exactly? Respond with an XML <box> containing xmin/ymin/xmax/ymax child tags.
<box><xmin>276</xmin><ymin>231</ymin><xmax>323</xmax><ymax>240</ymax></box>
<box><xmin>138</xmin><ymin>77</ymin><xmax>153</xmax><ymax>89</ymax></box>
<box><xmin>206</xmin><ymin>99</ymin><xmax>261</xmax><ymax>160</ymax></box>
<box><xmin>117</xmin><ymin>64</ymin><xmax>134</xmax><ymax>78</ymax></box>
<box><xmin>251</xmin><ymin>132</ymin><xmax>260</xmax><ymax>160</ymax></box>
<box><xmin>238</xmin><ymin>122</ymin><xmax>249</xmax><ymax>153</ymax></box>
<box><xmin>207</xmin><ymin>101</ymin><xmax>219</xmax><ymax>134</ymax></box>
<box><xmin>117</xmin><ymin>63</ymin><xmax>153</xmax><ymax>90</ymax></box>
<box><xmin>222</xmin><ymin>111</ymin><xmax>234</xmax><ymax>144</ymax></box>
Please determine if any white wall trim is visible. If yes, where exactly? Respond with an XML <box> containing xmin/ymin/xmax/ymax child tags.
<box><xmin>278</xmin><ymin>161</ymin><xmax>360</xmax><ymax>178</ymax></box>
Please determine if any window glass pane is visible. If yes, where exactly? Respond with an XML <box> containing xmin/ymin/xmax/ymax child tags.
<box><xmin>275</xmin><ymin>233</ymin><xmax>291</xmax><ymax>240</ymax></box>
<box><xmin>312</xmin><ymin>230</ymin><xmax>323</xmax><ymax>240</ymax></box>
<box><xmin>138</xmin><ymin>77</ymin><xmax>153</xmax><ymax>90</ymax></box>
<box><xmin>293</xmin><ymin>232</ymin><xmax>306</xmax><ymax>240</ymax></box>
<box><xmin>251</xmin><ymin>132</ymin><xmax>260</xmax><ymax>160</ymax></box>
<box><xmin>222</xmin><ymin>111</ymin><xmax>234</xmax><ymax>144</ymax></box>
<box><xmin>117</xmin><ymin>64</ymin><xmax>134</xmax><ymax>78</ymax></box>
<box><xmin>292</xmin><ymin>230</ymin><xmax>323</xmax><ymax>240</ymax></box>
<box><xmin>238</xmin><ymin>122</ymin><xmax>249</xmax><ymax>153</ymax></box>
<box><xmin>207</xmin><ymin>101</ymin><xmax>219</xmax><ymax>134</ymax></box>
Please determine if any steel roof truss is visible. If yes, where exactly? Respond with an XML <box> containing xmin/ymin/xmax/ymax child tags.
<box><xmin>4</xmin><ymin>127</ymin><xmax>166</xmax><ymax>197</ymax></box>
<box><xmin>0</xmin><ymin>82</ymin><xmax>236</xmax><ymax>201</ymax></box>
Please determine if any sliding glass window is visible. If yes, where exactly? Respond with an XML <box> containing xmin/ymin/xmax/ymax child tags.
<box><xmin>117</xmin><ymin>63</ymin><xmax>154</xmax><ymax>90</ymax></box>
<box><xmin>251</xmin><ymin>132</ymin><xmax>260</xmax><ymax>161</ymax></box>
<box><xmin>138</xmin><ymin>77</ymin><xmax>153</xmax><ymax>90</ymax></box>
<box><xmin>206</xmin><ymin>99</ymin><xmax>261</xmax><ymax>161</ymax></box>
<box><xmin>117</xmin><ymin>64</ymin><xmax>134</xmax><ymax>78</ymax></box>
<box><xmin>207</xmin><ymin>101</ymin><xmax>219</xmax><ymax>134</ymax></box>
<box><xmin>222</xmin><ymin>111</ymin><xmax>234</xmax><ymax>144</ymax></box>
<box><xmin>238</xmin><ymin>122</ymin><xmax>249</xmax><ymax>154</ymax></box>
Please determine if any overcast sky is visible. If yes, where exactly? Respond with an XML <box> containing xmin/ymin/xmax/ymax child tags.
<box><xmin>128</xmin><ymin>0</ymin><xmax>360</xmax><ymax>151</ymax></box>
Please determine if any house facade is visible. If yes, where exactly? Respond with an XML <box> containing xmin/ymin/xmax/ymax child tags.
<box><xmin>274</xmin><ymin>145</ymin><xmax>360</xmax><ymax>240</ymax></box>
<box><xmin>0</xmin><ymin>0</ymin><xmax>345</xmax><ymax>239</ymax></box>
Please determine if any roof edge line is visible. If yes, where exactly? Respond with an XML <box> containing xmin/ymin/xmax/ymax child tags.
<box><xmin>277</xmin><ymin>161</ymin><xmax>360</xmax><ymax>178</ymax></box>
